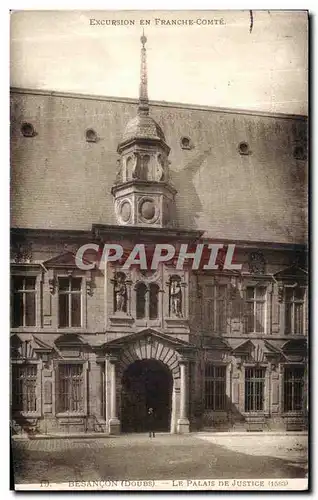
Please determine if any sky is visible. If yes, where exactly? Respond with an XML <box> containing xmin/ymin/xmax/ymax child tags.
<box><xmin>10</xmin><ymin>10</ymin><xmax>308</xmax><ymax>114</ymax></box>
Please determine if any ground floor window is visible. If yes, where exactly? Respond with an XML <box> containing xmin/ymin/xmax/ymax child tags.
<box><xmin>283</xmin><ymin>366</ymin><xmax>304</xmax><ymax>412</ymax></box>
<box><xmin>204</xmin><ymin>364</ymin><xmax>226</xmax><ymax>410</ymax></box>
<box><xmin>244</xmin><ymin>367</ymin><xmax>265</xmax><ymax>412</ymax></box>
<box><xmin>12</xmin><ymin>363</ymin><xmax>37</xmax><ymax>413</ymax></box>
<box><xmin>57</xmin><ymin>364</ymin><xmax>84</xmax><ymax>413</ymax></box>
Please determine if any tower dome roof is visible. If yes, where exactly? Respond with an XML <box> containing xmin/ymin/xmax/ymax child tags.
<box><xmin>122</xmin><ymin>114</ymin><xmax>166</xmax><ymax>143</ymax></box>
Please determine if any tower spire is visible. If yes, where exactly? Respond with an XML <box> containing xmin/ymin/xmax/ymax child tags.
<box><xmin>138</xmin><ymin>30</ymin><xmax>149</xmax><ymax>116</ymax></box>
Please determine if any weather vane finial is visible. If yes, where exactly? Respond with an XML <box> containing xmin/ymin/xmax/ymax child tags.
<box><xmin>141</xmin><ymin>29</ymin><xmax>147</xmax><ymax>48</ymax></box>
<box><xmin>138</xmin><ymin>30</ymin><xmax>149</xmax><ymax>116</ymax></box>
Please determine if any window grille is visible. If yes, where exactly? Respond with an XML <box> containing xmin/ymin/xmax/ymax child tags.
<box><xmin>12</xmin><ymin>276</ymin><xmax>36</xmax><ymax>327</ymax></box>
<box><xmin>204</xmin><ymin>365</ymin><xmax>226</xmax><ymax>410</ymax></box>
<box><xmin>205</xmin><ymin>284</ymin><xmax>228</xmax><ymax>333</ymax></box>
<box><xmin>58</xmin><ymin>277</ymin><xmax>82</xmax><ymax>328</ymax></box>
<box><xmin>284</xmin><ymin>366</ymin><xmax>304</xmax><ymax>412</ymax></box>
<box><xmin>244</xmin><ymin>367</ymin><xmax>265</xmax><ymax>412</ymax></box>
<box><xmin>12</xmin><ymin>364</ymin><xmax>37</xmax><ymax>412</ymax></box>
<box><xmin>245</xmin><ymin>286</ymin><xmax>266</xmax><ymax>333</ymax></box>
<box><xmin>285</xmin><ymin>287</ymin><xmax>305</xmax><ymax>335</ymax></box>
<box><xmin>58</xmin><ymin>364</ymin><xmax>84</xmax><ymax>413</ymax></box>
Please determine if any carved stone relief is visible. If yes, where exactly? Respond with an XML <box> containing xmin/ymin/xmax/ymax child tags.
<box><xmin>248</xmin><ymin>251</ymin><xmax>266</xmax><ymax>274</ymax></box>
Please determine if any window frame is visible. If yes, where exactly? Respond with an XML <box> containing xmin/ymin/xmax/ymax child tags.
<box><xmin>11</xmin><ymin>359</ymin><xmax>42</xmax><ymax>418</ymax></box>
<box><xmin>204</xmin><ymin>363</ymin><xmax>227</xmax><ymax>411</ymax></box>
<box><xmin>203</xmin><ymin>280</ymin><xmax>230</xmax><ymax>335</ymax></box>
<box><xmin>283</xmin><ymin>285</ymin><xmax>306</xmax><ymax>336</ymax></box>
<box><xmin>243</xmin><ymin>365</ymin><xmax>267</xmax><ymax>414</ymax></box>
<box><xmin>135</xmin><ymin>280</ymin><xmax>161</xmax><ymax>326</ymax></box>
<box><xmin>11</xmin><ymin>270</ymin><xmax>42</xmax><ymax>331</ymax></box>
<box><xmin>244</xmin><ymin>285</ymin><xmax>268</xmax><ymax>335</ymax></box>
<box><xmin>55</xmin><ymin>273</ymin><xmax>86</xmax><ymax>331</ymax></box>
<box><xmin>282</xmin><ymin>364</ymin><xmax>305</xmax><ymax>415</ymax></box>
<box><xmin>53</xmin><ymin>359</ymin><xmax>88</xmax><ymax>417</ymax></box>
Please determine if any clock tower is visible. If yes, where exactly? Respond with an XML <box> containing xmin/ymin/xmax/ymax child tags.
<box><xmin>111</xmin><ymin>33</ymin><xmax>177</xmax><ymax>228</ymax></box>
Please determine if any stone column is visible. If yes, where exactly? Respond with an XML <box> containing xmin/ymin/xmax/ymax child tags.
<box><xmin>108</xmin><ymin>357</ymin><xmax>120</xmax><ymax>435</ymax></box>
<box><xmin>177</xmin><ymin>359</ymin><xmax>190</xmax><ymax>433</ymax></box>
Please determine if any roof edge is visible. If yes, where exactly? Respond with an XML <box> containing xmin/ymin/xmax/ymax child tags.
<box><xmin>10</xmin><ymin>86</ymin><xmax>308</xmax><ymax>121</ymax></box>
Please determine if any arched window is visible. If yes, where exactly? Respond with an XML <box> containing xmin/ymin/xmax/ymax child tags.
<box><xmin>149</xmin><ymin>283</ymin><xmax>159</xmax><ymax>319</ymax></box>
<box><xmin>135</xmin><ymin>282</ymin><xmax>160</xmax><ymax>320</ymax></box>
<box><xmin>136</xmin><ymin>282</ymin><xmax>147</xmax><ymax>319</ymax></box>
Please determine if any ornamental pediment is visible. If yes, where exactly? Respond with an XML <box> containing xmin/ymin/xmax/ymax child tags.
<box><xmin>274</xmin><ymin>265</ymin><xmax>308</xmax><ymax>282</ymax></box>
<box><xmin>103</xmin><ymin>328</ymin><xmax>195</xmax><ymax>353</ymax></box>
<box><xmin>43</xmin><ymin>251</ymin><xmax>94</xmax><ymax>269</ymax></box>
<box><xmin>10</xmin><ymin>333</ymin><xmax>52</xmax><ymax>359</ymax></box>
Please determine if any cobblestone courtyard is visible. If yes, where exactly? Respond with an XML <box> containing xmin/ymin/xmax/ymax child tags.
<box><xmin>12</xmin><ymin>433</ymin><xmax>308</xmax><ymax>486</ymax></box>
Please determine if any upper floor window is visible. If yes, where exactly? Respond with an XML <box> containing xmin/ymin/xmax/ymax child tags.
<box><xmin>244</xmin><ymin>367</ymin><xmax>265</xmax><ymax>412</ymax></box>
<box><xmin>204</xmin><ymin>364</ymin><xmax>226</xmax><ymax>410</ymax></box>
<box><xmin>12</xmin><ymin>276</ymin><xmax>36</xmax><ymax>327</ymax></box>
<box><xmin>204</xmin><ymin>284</ymin><xmax>228</xmax><ymax>333</ymax></box>
<box><xmin>283</xmin><ymin>366</ymin><xmax>304</xmax><ymax>412</ymax></box>
<box><xmin>12</xmin><ymin>363</ymin><xmax>37</xmax><ymax>413</ymax></box>
<box><xmin>244</xmin><ymin>286</ymin><xmax>266</xmax><ymax>334</ymax></box>
<box><xmin>136</xmin><ymin>282</ymin><xmax>159</xmax><ymax>320</ymax></box>
<box><xmin>285</xmin><ymin>286</ymin><xmax>305</xmax><ymax>335</ymax></box>
<box><xmin>149</xmin><ymin>283</ymin><xmax>159</xmax><ymax>319</ymax></box>
<box><xmin>58</xmin><ymin>277</ymin><xmax>82</xmax><ymax>328</ymax></box>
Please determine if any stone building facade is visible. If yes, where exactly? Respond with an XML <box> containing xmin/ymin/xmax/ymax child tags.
<box><xmin>10</xmin><ymin>36</ymin><xmax>308</xmax><ymax>435</ymax></box>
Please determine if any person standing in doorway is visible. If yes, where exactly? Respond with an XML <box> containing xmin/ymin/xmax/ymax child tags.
<box><xmin>147</xmin><ymin>407</ymin><xmax>155</xmax><ymax>438</ymax></box>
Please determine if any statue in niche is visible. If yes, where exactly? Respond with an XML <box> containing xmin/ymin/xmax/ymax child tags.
<box><xmin>114</xmin><ymin>272</ymin><xmax>127</xmax><ymax>313</ymax></box>
<box><xmin>170</xmin><ymin>276</ymin><xmax>182</xmax><ymax>317</ymax></box>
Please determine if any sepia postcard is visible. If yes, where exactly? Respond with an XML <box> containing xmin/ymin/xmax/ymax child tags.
<box><xmin>10</xmin><ymin>9</ymin><xmax>308</xmax><ymax>492</ymax></box>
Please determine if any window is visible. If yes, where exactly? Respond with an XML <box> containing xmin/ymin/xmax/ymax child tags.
<box><xmin>136</xmin><ymin>282</ymin><xmax>159</xmax><ymax>320</ymax></box>
<box><xmin>149</xmin><ymin>283</ymin><xmax>159</xmax><ymax>319</ymax></box>
<box><xmin>57</xmin><ymin>364</ymin><xmax>84</xmax><ymax>413</ymax></box>
<box><xmin>245</xmin><ymin>286</ymin><xmax>266</xmax><ymax>333</ymax></box>
<box><xmin>284</xmin><ymin>366</ymin><xmax>304</xmax><ymax>412</ymax></box>
<box><xmin>293</xmin><ymin>145</ymin><xmax>306</xmax><ymax>161</ymax></box>
<box><xmin>244</xmin><ymin>367</ymin><xmax>265</xmax><ymax>412</ymax></box>
<box><xmin>136</xmin><ymin>282</ymin><xmax>147</xmax><ymax>319</ymax></box>
<box><xmin>180</xmin><ymin>136</ymin><xmax>192</xmax><ymax>150</ymax></box>
<box><xmin>285</xmin><ymin>286</ymin><xmax>305</xmax><ymax>335</ymax></box>
<box><xmin>85</xmin><ymin>128</ymin><xmax>98</xmax><ymax>143</ymax></box>
<box><xmin>238</xmin><ymin>141</ymin><xmax>251</xmax><ymax>155</ymax></box>
<box><xmin>204</xmin><ymin>365</ymin><xmax>226</xmax><ymax>410</ymax></box>
<box><xmin>58</xmin><ymin>277</ymin><xmax>82</xmax><ymax>328</ymax></box>
<box><xmin>21</xmin><ymin>122</ymin><xmax>36</xmax><ymax>138</ymax></box>
<box><xmin>12</xmin><ymin>364</ymin><xmax>37</xmax><ymax>413</ymax></box>
<box><xmin>12</xmin><ymin>276</ymin><xmax>36</xmax><ymax>327</ymax></box>
<box><xmin>205</xmin><ymin>284</ymin><xmax>228</xmax><ymax>333</ymax></box>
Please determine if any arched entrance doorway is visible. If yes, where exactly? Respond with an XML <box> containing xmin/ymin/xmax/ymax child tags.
<box><xmin>121</xmin><ymin>359</ymin><xmax>173</xmax><ymax>433</ymax></box>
